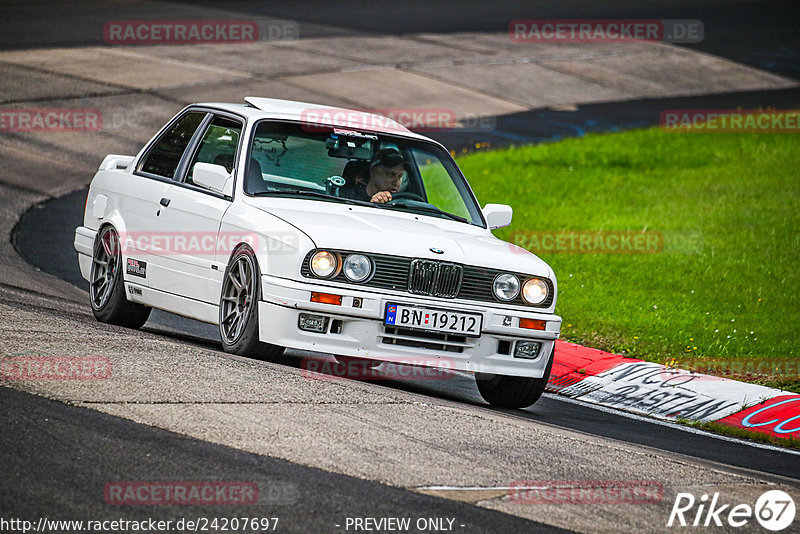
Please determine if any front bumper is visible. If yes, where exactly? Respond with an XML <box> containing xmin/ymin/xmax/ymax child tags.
<box><xmin>258</xmin><ymin>275</ymin><xmax>561</xmax><ymax>378</ymax></box>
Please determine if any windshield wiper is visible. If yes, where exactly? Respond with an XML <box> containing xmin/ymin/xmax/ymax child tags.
<box><xmin>383</xmin><ymin>201</ymin><xmax>470</xmax><ymax>223</ymax></box>
<box><xmin>250</xmin><ymin>189</ymin><xmax>373</xmax><ymax>207</ymax></box>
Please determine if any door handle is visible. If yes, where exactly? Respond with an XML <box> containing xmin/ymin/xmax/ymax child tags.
<box><xmin>159</xmin><ymin>197</ymin><xmax>171</xmax><ymax>207</ymax></box>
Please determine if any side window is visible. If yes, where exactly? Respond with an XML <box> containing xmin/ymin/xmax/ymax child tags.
<box><xmin>412</xmin><ymin>147</ymin><xmax>472</xmax><ymax>221</ymax></box>
<box><xmin>185</xmin><ymin>116</ymin><xmax>243</xmax><ymax>186</ymax></box>
<box><xmin>139</xmin><ymin>112</ymin><xmax>206</xmax><ymax>179</ymax></box>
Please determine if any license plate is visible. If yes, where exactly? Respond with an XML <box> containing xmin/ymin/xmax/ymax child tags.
<box><xmin>384</xmin><ymin>303</ymin><xmax>482</xmax><ymax>336</ymax></box>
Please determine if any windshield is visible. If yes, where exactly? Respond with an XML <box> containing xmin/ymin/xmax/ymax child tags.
<box><xmin>244</xmin><ymin>121</ymin><xmax>484</xmax><ymax>226</ymax></box>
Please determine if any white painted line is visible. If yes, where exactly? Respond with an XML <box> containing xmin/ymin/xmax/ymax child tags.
<box><xmin>418</xmin><ymin>486</ymin><xmax>519</xmax><ymax>491</ymax></box>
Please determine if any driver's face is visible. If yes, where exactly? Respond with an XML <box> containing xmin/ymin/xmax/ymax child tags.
<box><xmin>370</xmin><ymin>164</ymin><xmax>405</xmax><ymax>193</ymax></box>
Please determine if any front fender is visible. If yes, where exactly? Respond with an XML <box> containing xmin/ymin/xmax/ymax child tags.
<box><xmin>217</xmin><ymin>201</ymin><xmax>315</xmax><ymax>279</ymax></box>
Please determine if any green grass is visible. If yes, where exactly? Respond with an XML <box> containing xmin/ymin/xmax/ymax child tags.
<box><xmin>456</xmin><ymin>128</ymin><xmax>799</xmax><ymax>390</ymax></box>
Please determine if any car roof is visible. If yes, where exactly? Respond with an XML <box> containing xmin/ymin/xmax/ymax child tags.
<box><xmin>192</xmin><ymin>97</ymin><xmax>436</xmax><ymax>143</ymax></box>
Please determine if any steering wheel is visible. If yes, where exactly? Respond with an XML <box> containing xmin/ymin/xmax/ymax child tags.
<box><xmin>389</xmin><ymin>191</ymin><xmax>426</xmax><ymax>203</ymax></box>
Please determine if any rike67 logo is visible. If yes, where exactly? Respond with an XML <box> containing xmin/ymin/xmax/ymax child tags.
<box><xmin>668</xmin><ymin>489</ymin><xmax>796</xmax><ymax>531</ymax></box>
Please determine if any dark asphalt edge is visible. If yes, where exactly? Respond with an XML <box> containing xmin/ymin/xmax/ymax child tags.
<box><xmin>431</xmin><ymin>86</ymin><xmax>800</xmax><ymax>154</ymax></box>
<box><xmin>9</xmin><ymin>186</ymin><xmax>85</xmax><ymax>288</ymax></box>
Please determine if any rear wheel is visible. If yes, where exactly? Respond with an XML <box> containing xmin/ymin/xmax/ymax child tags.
<box><xmin>219</xmin><ymin>247</ymin><xmax>284</xmax><ymax>360</ymax></box>
<box><xmin>475</xmin><ymin>346</ymin><xmax>554</xmax><ymax>409</ymax></box>
<box><xmin>90</xmin><ymin>226</ymin><xmax>151</xmax><ymax>328</ymax></box>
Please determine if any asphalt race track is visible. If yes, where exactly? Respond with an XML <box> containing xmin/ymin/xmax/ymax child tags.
<box><xmin>2</xmin><ymin>1</ymin><xmax>800</xmax><ymax>533</ymax></box>
<box><xmin>0</xmin><ymin>387</ymin><xmax>564</xmax><ymax>533</ymax></box>
<box><xmin>1</xmin><ymin>0</ymin><xmax>798</xmax><ymax>79</ymax></box>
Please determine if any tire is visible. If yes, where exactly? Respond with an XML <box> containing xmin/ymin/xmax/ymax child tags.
<box><xmin>89</xmin><ymin>226</ymin><xmax>151</xmax><ymax>329</ymax></box>
<box><xmin>219</xmin><ymin>246</ymin><xmax>284</xmax><ymax>360</ymax></box>
<box><xmin>475</xmin><ymin>346</ymin><xmax>554</xmax><ymax>409</ymax></box>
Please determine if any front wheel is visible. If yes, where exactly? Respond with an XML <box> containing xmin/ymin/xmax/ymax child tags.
<box><xmin>89</xmin><ymin>226</ymin><xmax>151</xmax><ymax>328</ymax></box>
<box><xmin>475</xmin><ymin>346</ymin><xmax>554</xmax><ymax>409</ymax></box>
<box><xmin>219</xmin><ymin>247</ymin><xmax>284</xmax><ymax>360</ymax></box>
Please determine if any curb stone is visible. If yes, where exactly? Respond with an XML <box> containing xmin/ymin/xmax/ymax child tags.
<box><xmin>548</xmin><ymin>340</ymin><xmax>799</xmax><ymax>440</ymax></box>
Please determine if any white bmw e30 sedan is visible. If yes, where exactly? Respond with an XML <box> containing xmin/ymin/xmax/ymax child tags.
<box><xmin>74</xmin><ymin>97</ymin><xmax>561</xmax><ymax>408</ymax></box>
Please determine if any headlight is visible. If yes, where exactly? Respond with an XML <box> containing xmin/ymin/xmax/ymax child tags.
<box><xmin>310</xmin><ymin>250</ymin><xmax>337</xmax><ymax>278</ymax></box>
<box><xmin>493</xmin><ymin>273</ymin><xmax>520</xmax><ymax>301</ymax></box>
<box><xmin>343</xmin><ymin>254</ymin><xmax>372</xmax><ymax>282</ymax></box>
<box><xmin>522</xmin><ymin>278</ymin><xmax>548</xmax><ymax>305</ymax></box>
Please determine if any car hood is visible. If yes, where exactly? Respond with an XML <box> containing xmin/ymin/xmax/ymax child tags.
<box><xmin>244</xmin><ymin>198</ymin><xmax>553</xmax><ymax>278</ymax></box>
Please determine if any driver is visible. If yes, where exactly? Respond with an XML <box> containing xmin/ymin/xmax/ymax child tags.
<box><xmin>342</xmin><ymin>148</ymin><xmax>407</xmax><ymax>203</ymax></box>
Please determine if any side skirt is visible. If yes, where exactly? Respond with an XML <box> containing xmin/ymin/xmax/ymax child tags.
<box><xmin>124</xmin><ymin>282</ymin><xmax>218</xmax><ymax>324</ymax></box>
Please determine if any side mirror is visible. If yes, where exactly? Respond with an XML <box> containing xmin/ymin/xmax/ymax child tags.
<box><xmin>483</xmin><ymin>204</ymin><xmax>513</xmax><ymax>229</ymax></box>
<box><xmin>193</xmin><ymin>163</ymin><xmax>232</xmax><ymax>195</ymax></box>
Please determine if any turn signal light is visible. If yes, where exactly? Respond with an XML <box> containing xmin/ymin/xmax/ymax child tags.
<box><xmin>519</xmin><ymin>318</ymin><xmax>546</xmax><ymax>330</ymax></box>
<box><xmin>311</xmin><ymin>292</ymin><xmax>342</xmax><ymax>305</ymax></box>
